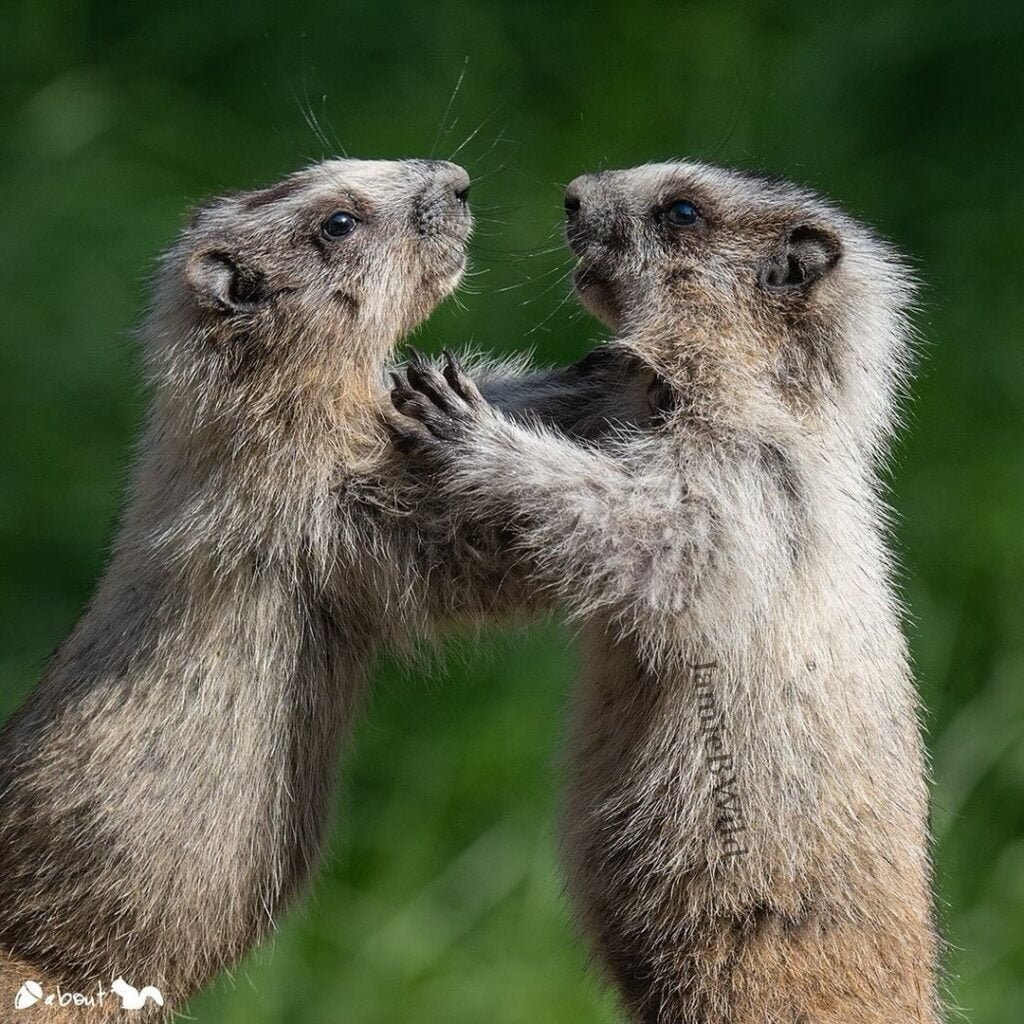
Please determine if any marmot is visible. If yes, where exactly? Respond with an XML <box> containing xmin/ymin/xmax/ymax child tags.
<box><xmin>0</xmin><ymin>157</ymin><xmax>645</xmax><ymax>1022</ymax></box>
<box><xmin>391</xmin><ymin>161</ymin><xmax>940</xmax><ymax>1023</ymax></box>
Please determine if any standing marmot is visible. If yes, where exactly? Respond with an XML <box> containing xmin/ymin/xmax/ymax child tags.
<box><xmin>0</xmin><ymin>157</ymin><xmax>644</xmax><ymax>1022</ymax></box>
<box><xmin>391</xmin><ymin>161</ymin><xmax>940</xmax><ymax>1023</ymax></box>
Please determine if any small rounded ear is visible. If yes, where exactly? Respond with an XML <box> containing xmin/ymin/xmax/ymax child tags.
<box><xmin>759</xmin><ymin>224</ymin><xmax>841</xmax><ymax>292</ymax></box>
<box><xmin>185</xmin><ymin>250</ymin><xmax>269</xmax><ymax>313</ymax></box>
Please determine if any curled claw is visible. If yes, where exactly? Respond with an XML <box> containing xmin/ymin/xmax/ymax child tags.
<box><xmin>388</xmin><ymin>370</ymin><xmax>460</xmax><ymax>443</ymax></box>
<box><xmin>404</xmin><ymin>344</ymin><xmax>430</xmax><ymax>369</ymax></box>
<box><xmin>404</xmin><ymin>355</ymin><xmax>460</xmax><ymax>415</ymax></box>
<box><xmin>441</xmin><ymin>349</ymin><xmax>485</xmax><ymax>408</ymax></box>
<box><xmin>388</xmin><ymin>370</ymin><xmax>419</xmax><ymax>415</ymax></box>
<box><xmin>388</xmin><ymin>347</ymin><xmax>491</xmax><ymax>451</ymax></box>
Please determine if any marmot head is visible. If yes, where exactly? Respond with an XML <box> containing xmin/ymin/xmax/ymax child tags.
<box><xmin>565</xmin><ymin>162</ymin><xmax>915</xmax><ymax>457</ymax></box>
<box><xmin>147</xmin><ymin>159</ymin><xmax>471</xmax><ymax>401</ymax></box>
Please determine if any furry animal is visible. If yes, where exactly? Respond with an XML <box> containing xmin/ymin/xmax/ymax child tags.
<box><xmin>391</xmin><ymin>162</ymin><xmax>940</xmax><ymax>1023</ymax></box>
<box><xmin>0</xmin><ymin>158</ymin><xmax>646</xmax><ymax>1022</ymax></box>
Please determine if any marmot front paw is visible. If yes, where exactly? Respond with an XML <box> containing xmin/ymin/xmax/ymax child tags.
<box><xmin>388</xmin><ymin>347</ymin><xmax>490</xmax><ymax>451</ymax></box>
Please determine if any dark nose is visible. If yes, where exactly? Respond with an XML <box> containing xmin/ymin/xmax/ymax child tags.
<box><xmin>564</xmin><ymin>174</ymin><xmax>605</xmax><ymax>253</ymax></box>
<box><xmin>564</xmin><ymin>175</ymin><xmax>593</xmax><ymax>219</ymax></box>
<box><xmin>428</xmin><ymin>161</ymin><xmax>471</xmax><ymax>208</ymax></box>
<box><xmin>415</xmin><ymin>161</ymin><xmax>472</xmax><ymax>238</ymax></box>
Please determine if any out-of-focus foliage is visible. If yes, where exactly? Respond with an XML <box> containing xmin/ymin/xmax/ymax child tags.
<box><xmin>1</xmin><ymin>1</ymin><xmax>1022</xmax><ymax>1020</ymax></box>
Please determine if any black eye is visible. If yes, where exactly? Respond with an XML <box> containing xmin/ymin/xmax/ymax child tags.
<box><xmin>322</xmin><ymin>211</ymin><xmax>359</xmax><ymax>239</ymax></box>
<box><xmin>666</xmin><ymin>199</ymin><xmax>700</xmax><ymax>226</ymax></box>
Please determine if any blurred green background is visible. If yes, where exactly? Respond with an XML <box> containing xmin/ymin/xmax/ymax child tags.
<box><xmin>2</xmin><ymin>0</ymin><xmax>1023</xmax><ymax>1020</ymax></box>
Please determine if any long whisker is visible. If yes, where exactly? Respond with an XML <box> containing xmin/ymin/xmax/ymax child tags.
<box><xmin>467</xmin><ymin>130</ymin><xmax>517</xmax><ymax>179</ymax></box>
<box><xmin>431</xmin><ymin>57</ymin><xmax>470</xmax><ymax>158</ymax></box>
<box><xmin>522</xmin><ymin>257</ymin><xmax>579</xmax><ymax>308</ymax></box>
<box><xmin>469</xmin><ymin>241</ymin><xmax>570</xmax><ymax>261</ymax></box>
<box><xmin>468</xmin><ymin>249</ymin><xmax>572</xmax><ymax>283</ymax></box>
<box><xmin>471</xmin><ymin>153</ymin><xmax>515</xmax><ymax>186</ymax></box>
<box><xmin>488</xmin><ymin>260</ymin><xmax>575</xmax><ymax>295</ymax></box>
<box><xmin>447</xmin><ymin>105</ymin><xmax>505</xmax><ymax>162</ymax></box>
<box><xmin>710</xmin><ymin>74</ymin><xmax>751</xmax><ymax>163</ymax></box>
<box><xmin>291</xmin><ymin>81</ymin><xmax>332</xmax><ymax>158</ymax></box>
<box><xmin>526</xmin><ymin>271</ymin><xmax>583</xmax><ymax>335</ymax></box>
<box><xmin>319</xmin><ymin>93</ymin><xmax>348</xmax><ymax>158</ymax></box>
<box><xmin>292</xmin><ymin>95</ymin><xmax>320</xmax><ymax>155</ymax></box>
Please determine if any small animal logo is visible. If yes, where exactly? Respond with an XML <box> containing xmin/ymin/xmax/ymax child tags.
<box><xmin>111</xmin><ymin>978</ymin><xmax>164</xmax><ymax>1010</ymax></box>
<box><xmin>14</xmin><ymin>980</ymin><xmax>43</xmax><ymax>1009</ymax></box>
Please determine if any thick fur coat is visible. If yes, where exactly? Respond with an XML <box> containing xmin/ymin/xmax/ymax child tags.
<box><xmin>0</xmin><ymin>159</ymin><xmax>650</xmax><ymax>1021</ymax></box>
<box><xmin>392</xmin><ymin>162</ymin><xmax>941</xmax><ymax>1024</ymax></box>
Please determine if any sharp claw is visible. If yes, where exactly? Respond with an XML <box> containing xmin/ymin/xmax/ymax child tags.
<box><xmin>405</xmin><ymin>345</ymin><xmax>429</xmax><ymax>370</ymax></box>
<box><xmin>440</xmin><ymin>351</ymin><xmax>468</xmax><ymax>399</ymax></box>
<box><xmin>405</xmin><ymin>363</ymin><xmax>436</xmax><ymax>403</ymax></box>
<box><xmin>406</xmin><ymin>358</ymin><xmax>464</xmax><ymax>416</ymax></box>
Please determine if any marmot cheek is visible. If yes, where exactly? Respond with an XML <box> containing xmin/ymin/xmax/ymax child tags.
<box><xmin>331</xmin><ymin>290</ymin><xmax>361</xmax><ymax>320</ymax></box>
<box><xmin>665</xmin><ymin>265</ymin><xmax>697</xmax><ymax>292</ymax></box>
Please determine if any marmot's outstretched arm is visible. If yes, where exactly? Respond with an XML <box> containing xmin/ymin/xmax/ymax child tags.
<box><xmin>393</xmin><ymin>353</ymin><xmax>711</xmax><ymax>654</ymax></box>
<box><xmin>478</xmin><ymin>346</ymin><xmax>661</xmax><ymax>438</ymax></box>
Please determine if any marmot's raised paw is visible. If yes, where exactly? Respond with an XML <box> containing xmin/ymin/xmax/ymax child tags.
<box><xmin>388</xmin><ymin>347</ymin><xmax>489</xmax><ymax>451</ymax></box>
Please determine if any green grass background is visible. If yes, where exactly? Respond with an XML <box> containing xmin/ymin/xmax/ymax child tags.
<box><xmin>2</xmin><ymin>1</ymin><xmax>1023</xmax><ymax>1020</ymax></box>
